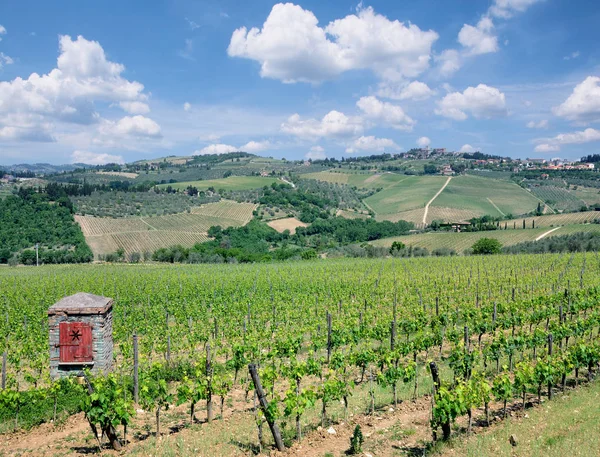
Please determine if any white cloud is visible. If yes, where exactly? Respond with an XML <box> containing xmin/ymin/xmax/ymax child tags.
<box><xmin>378</xmin><ymin>80</ymin><xmax>433</xmax><ymax>101</ymax></box>
<box><xmin>534</xmin><ymin>143</ymin><xmax>560</xmax><ymax>153</ymax></box>
<box><xmin>305</xmin><ymin>145</ymin><xmax>326</xmax><ymax>160</ymax></box>
<box><xmin>71</xmin><ymin>150</ymin><xmax>125</xmax><ymax>165</ymax></box>
<box><xmin>458</xmin><ymin>17</ymin><xmax>498</xmax><ymax>56</ymax></box>
<box><xmin>183</xmin><ymin>102</ymin><xmax>192</xmax><ymax>112</ymax></box>
<box><xmin>119</xmin><ymin>101</ymin><xmax>150</xmax><ymax>114</ymax></box>
<box><xmin>534</xmin><ymin>128</ymin><xmax>600</xmax><ymax>152</ymax></box>
<box><xmin>178</xmin><ymin>39</ymin><xmax>194</xmax><ymax>60</ymax></box>
<box><xmin>435</xmin><ymin>49</ymin><xmax>462</xmax><ymax>77</ymax></box>
<box><xmin>195</xmin><ymin>143</ymin><xmax>239</xmax><ymax>155</ymax></box>
<box><xmin>185</xmin><ymin>18</ymin><xmax>200</xmax><ymax>30</ymax></box>
<box><xmin>228</xmin><ymin>3</ymin><xmax>438</xmax><ymax>83</ymax></box>
<box><xmin>357</xmin><ymin>96</ymin><xmax>415</xmax><ymax>131</ymax></box>
<box><xmin>99</xmin><ymin>115</ymin><xmax>161</xmax><ymax>138</ymax></box>
<box><xmin>241</xmin><ymin>140</ymin><xmax>271</xmax><ymax>152</ymax></box>
<box><xmin>281</xmin><ymin>110</ymin><xmax>363</xmax><ymax>140</ymax></box>
<box><xmin>416</xmin><ymin>136</ymin><xmax>430</xmax><ymax>148</ymax></box>
<box><xmin>0</xmin><ymin>35</ymin><xmax>152</xmax><ymax>146</ymax></box>
<box><xmin>490</xmin><ymin>0</ymin><xmax>544</xmax><ymax>18</ymax></box>
<box><xmin>199</xmin><ymin>133</ymin><xmax>220</xmax><ymax>142</ymax></box>
<box><xmin>563</xmin><ymin>51</ymin><xmax>580</xmax><ymax>60</ymax></box>
<box><xmin>526</xmin><ymin>119</ymin><xmax>548</xmax><ymax>129</ymax></box>
<box><xmin>194</xmin><ymin>140</ymin><xmax>271</xmax><ymax>155</ymax></box>
<box><xmin>459</xmin><ymin>144</ymin><xmax>477</xmax><ymax>153</ymax></box>
<box><xmin>0</xmin><ymin>25</ymin><xmax>5</xmax><ymax>41</ymax></box>
<box><xmin>435</xmin><ymin>84</ymin><xmax>507</xmax><ymax>120</ymax></box>
<box><xmin>346</xmin><ymin>135</ymin><xmax>399</xmax><ymax>153</ymax></box>
<box><xmin>553</xmin><ymin>76</ymin><xmax>600</xmax><ymax>123</ymax></box>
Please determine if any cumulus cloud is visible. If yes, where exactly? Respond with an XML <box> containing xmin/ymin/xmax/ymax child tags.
<box><xmin>416</xmin><ymin>136</ymin><xmax>430</xmax><ymax>148</ymax></box>
<box><xmin>346</xmin><ymin>136</ymin><xmax>399</xmax><ymax>153</ymax></box>
<box><xmin>459</xmin><ymin>144</ymin><xmax>477</xmax><ymax>153</ymax></box>
<box><xmin>435</xmin><ymin>49</ymin><xmax>462</xmax><ymax>77</ymax></box>
<box><xmin>71</xmin><ymin>150</ymin><xmax>125</xmax><ymax>165</ymax></box>
<box><xmin>526</xmin><ymin>119</ymin><xmax>548</xmax><ymax>129</ymax></box>
<box><xmin>227</xmin><ymin>3</ymin><xmax>438</xmax><ymax>83</ymax></box>
<box><xmin>98</xmin><ymin>115</ymin><xmax>161</xmax><ymax>138</ymax></box>
<box><xmin>534</xmin><ymin>143</ymin><xmax>560</xmax><ymax>153</ymax></box>
<box><xmin>357</xmin><ymin>96</ymin><xmax>415</xmax><ymax>131</ymax></box>
<box><xmin>378</xmin><ymin>80</ymin><xmax>433</xmax><ymax>101</ymax></box>
<box><xmin>435</xmin><ymin>84</ymin><xmax>507</xmax><ymax>120</ymax></box>
<box><xmin>553</xmin><ymin>76</ymin><xmax>600</xmax><ymax>123</ymax></box>
<box><xmin>119</xmin><ymin>101</ymin><xmax>150</xmax><ymax>114</ymax></box>
<box><xmin>489</xmin><ymin>0</ymin><xmax>543</xmax><ymax>18</ymax></box>
<box><xmin>195</xmin><ymin>139</ymin><xmax>272</xmax><ymax>155</ymax></box>
<box><xmin>0</xmin><ymin>35</ymin><xmax>153</xmax><ymax>146</ymax></box>
<box><xmin>534</xmin><ymin>128</ymin><xmax>600</xmax><ymax>152</ymax></box>
<box><xmin>305</xmin><ymin>145</ymin><xmax>326</xmax><ymax>160</ymax></box>
<box><xmin>458</xmin><ymin>17</ymin><xmax>498</xmax><ymax>56</ymax></box>
<box><xmin>281</xmin><ymin>110</ymin><xmax>363</xmax><ymax>140</ymax></box>
<box><xmin>183</xmin><ymin>102</ymin><xmax>192</xmax><ymax>112</ymax></box>
<box><xmin>0</xmin><ymin>25</ymin><xmax>6</xmax><ymax>36</ymax></box>
<box><xmin>241</xmin><ymin>140</ymin><xmax>271</xmax><ymax>152</ymax></box>
<box><xmin>195</xmin><ymin>143</ymin><xmax>239</xmax><ymax>155</ymax></box>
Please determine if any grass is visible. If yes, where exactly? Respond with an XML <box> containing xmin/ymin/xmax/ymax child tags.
<box><xmin>158</xmin><ymin>176</ymin><xmax>279</xmax><ymax>192</ymax></box>
<box><xmin>433</xmin><ymin>175</ymin><xmax>539</xmax><ymax>218</ymax></box>
<box><xmin>371</xmin><ymin>224</ymin><xmax>600</xmax><ymax>252</ymax></box>
<box><xmin>301</xmin><ymin>170</ymin><xmax>407</xmax><ymax>189</ymax></box>
<box><xmin>431</xmin><ymin>380</ymin><xmax>600</xmax><ymax>457</ymax></box>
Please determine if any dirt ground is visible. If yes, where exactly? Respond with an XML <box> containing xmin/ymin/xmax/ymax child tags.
<box><xmin>267</xmin><ymin>218</ymin><xmax>308</xmax><ymax>234</ymax></box>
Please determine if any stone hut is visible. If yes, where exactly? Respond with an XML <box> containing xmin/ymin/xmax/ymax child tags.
<box><xmin>48</xmin><ymin>292</ymin><xmax>114</xmax><ymax>379</ymax></box>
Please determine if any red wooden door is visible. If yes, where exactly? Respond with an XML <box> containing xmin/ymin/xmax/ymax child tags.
<box><xmin>59</xmin><ymin>322</ymin><xmax>93</xmax><ymax>363</ymax></box>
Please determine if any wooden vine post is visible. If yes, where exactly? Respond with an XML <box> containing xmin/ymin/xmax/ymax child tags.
<box><xmin>547</xmin><ymin>334</ymin><xmax>553</xmax><ymax>400</ymax></box>
<box><xmin>133</xmin><ymin>334</ymin><xmax>139</xmax><ymax>404</ymax></box>
<box><xmin>430</xmin><ymin>361</ymin><xmax>451</xmax><ymax>441</ymax></box>
<box><xmin>206</xmin><ymin>342</ymin><xmax>213</xmax><ymax>422</ymax></box>
<box><xmin>1</xmin><ymin>351</ymin><xmax>6</xmax><ymax>390</ymax></box>
<box><xmin>248</xmin><ymin>363</ymin><xmax>285</xmax><ymax>452</ymax></box>
<box><xmin>326</xmin><ymin>312</ymin><xmax>332</xmax><ymax>364</ymax></box>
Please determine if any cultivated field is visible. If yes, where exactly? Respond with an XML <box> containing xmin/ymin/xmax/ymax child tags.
<box><xmin>96</xmin><ymin>171</ymin><xmax>139</xmax><ymax>179</ymax></box>
<box><xmin>1</xmin><ymin>254</ymin><xmax>599</xmax><ymax>456</ymax></box>
<box><xmin>371</xmin><ymin>223</ymin><xmax>600</xmax><ymax>252</ymax></box>
<box><xmin>365</xmin><ymin>175</ymin><xmax>446</xmax><ymax>216</ymax></box>
<box><xmin>75</xmin><ymin>201</ymin><xmax>255</xmax><ymax>258</ymax></box>
<box><xmin>503</xmin><ymin>211</ymin><xmax>600</xmax><ymax>228</ymax></box>
<box><xmin>433</xmin><ymin>175</ymin><xmax>539</xmax><ymax>217</ymax></box>
<box><xmin>158</xmin><ymin>176</ymin><xmax>279</xmax><ymax>191</ymax></box>
<box><xmin>301</xmin><ymin>170</ymin><xmax>409</xmax><ymax>189</ymax></box>
<box><xmin>266</xmin><ymin>217</ymin><xmax>307</xmax><ymax>234</ymax></box>
<box><xmin>528</xmin><ymin>185</ymin><xmax>585</xmax><ymax>212</ymax></box>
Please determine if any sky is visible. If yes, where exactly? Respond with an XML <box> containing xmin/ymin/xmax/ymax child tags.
<box><xmin>0</xmin><ymin>0</ymin><xmax>599</xmax><ymax>165</ymax></box>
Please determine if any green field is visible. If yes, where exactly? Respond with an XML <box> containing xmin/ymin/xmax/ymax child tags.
<box><xmin>433</xmin><ymin>175</ymin><xmax>539</xmax><ymax>218</ymax></box>
<box><xmin>0</xmin><ymin>254</ymin><xmax>599</xmax><ymax>455</ymax></box>
<box><xmin>528</xmin><ymin>185</ymin><xmax>586</xmax><ymax>212</ymax></box>
<box><xmin>371</xmin><ymin>223</ymin><xmax>600</xmax><ymax>252</ymax></box>
<box><xmin>158</xmin><ymin>176</ymin><xmax>279</xmax><ymax>191</ymax></box>
<box><xmin>301</xmin><ymin>170</ymin><xmax>407</xmax><ymax>189</ymax></box>
<box><xmin>364</xmin><ymin>175</ymin><xmax>446</xmax><ymax>216</ymax></box>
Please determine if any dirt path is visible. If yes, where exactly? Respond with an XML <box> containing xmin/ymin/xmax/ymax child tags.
<box><xmin>486</xmin><ymin>198</ymin><xmax>506</xmax><ymax>217</ymax></box>
<box><xmin>139</xmin><ymin>218</ymin><xmax>158</xmax><ymax>230</ymax></box>
<box><xmin>535</xmin><ymin>226</ymin><xmax>561</xmax><ymax>241</ymax></box>
<box><xmin>423</xmin><ymin>177</ymin><xmax>452</xmax><ymax>224</ymax></box>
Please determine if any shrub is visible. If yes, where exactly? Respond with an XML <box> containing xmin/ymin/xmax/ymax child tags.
<box><xmin>471</xmin><ymin>238</ymin><xmax>502</xmax><ymax>255</ymax></box>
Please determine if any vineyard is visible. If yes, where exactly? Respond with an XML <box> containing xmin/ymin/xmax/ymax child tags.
<box><xmin>503</xmin><ymin>211</ymin><xmax>600</xmax><ymax>229</ymax></box>
<box><xmin>158</xmin><ymin>176</ymin><xmax>280</xmax><ymax>192</ymax></box>
<box><xmin>370</xmin><ymin>224</ymin><xmax>600</xmax><ymax>253</ymax></box>
<box><xmin>75</xmin><ymin>201</ymin><xmax>255</xmax><ymax>258</ymax></box>
<box><xmin>528</xmin><ymin>185</ymin><xmax>586</xmax><ymax>212</ymax></box>
<box><xmin>1</xmin><ymin>253</ymin><xmax>599</xmax><ymax>455</ymax></box>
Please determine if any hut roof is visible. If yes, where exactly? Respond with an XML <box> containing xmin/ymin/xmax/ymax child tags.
<box><xmin>48</xmin><ymin>292</ymin><xmax>113</xmax><ymax>316</ymax></box>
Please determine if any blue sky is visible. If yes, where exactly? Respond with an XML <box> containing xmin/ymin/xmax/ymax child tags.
<box><xmin>0</xmin><ymin>0</ymin><xmax>599</xmax><ymax>165</ymax></box>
